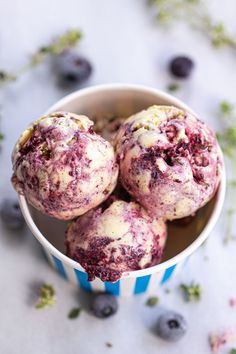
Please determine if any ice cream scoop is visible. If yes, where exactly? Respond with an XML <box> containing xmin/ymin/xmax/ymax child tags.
<box><xmin>66</xmin><ymin>198</ymin><xmax>167</xmax><ymax>282</ymax></box>
<box><xmin>12</xmin><ymin>112</ymin><xmax>118</xmax><ymax>220</ymax></box>
<box><xmin>93</xmin><ymin>113</ymin><xmax>125</xmax><ymax>144</ymax></box>
<box><xmin>115</xmin><ymin>105</ymin><xmax>222</xmax><ymax>220</ymax></box>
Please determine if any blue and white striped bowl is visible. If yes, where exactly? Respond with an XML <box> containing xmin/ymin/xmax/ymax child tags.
<box><xmin>18</xmin><ymin>84</ymin><xmax>226</xmax><ymax>297</ymax></box>
<box><xmin>44</xmin><ymin>250</ymin><xmax>183</xmax><ymax>296</ymax></box>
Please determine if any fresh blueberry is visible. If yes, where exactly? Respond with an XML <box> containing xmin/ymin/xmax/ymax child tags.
<box><xmin>156</xmin><ymin>311</ymin><xmax>187</xmax><ymax>341</ymax></box>
<box><xmin>91</xmin><ymin>293</ymin><xmax>118</xmax><ymax>319</ymax></box>
<box><xmin>0</xmin><ymin>198</ymin><xmax>25</xmax><ymax>230</ymax></box>
<box><xmin>169</xmin><ymin>56</ymin><xmax>194</xmax><ymax>78</ymax></box>
<box><xmin>54</xmin><ymin>49</ymin><xmax>92</xmax><ymax>87</ymax></box>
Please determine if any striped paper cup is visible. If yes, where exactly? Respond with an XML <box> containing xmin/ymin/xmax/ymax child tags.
<box><xmin>19</xmin><ymin>84</ymin><xmax>226</xmax><ymax>297</ymax></box>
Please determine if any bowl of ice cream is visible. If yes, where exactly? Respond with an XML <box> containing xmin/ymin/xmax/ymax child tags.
<box><xmin>15</xmin><ymin>83</ymin><xmax>226</xmax><ymax>297</ymax></box>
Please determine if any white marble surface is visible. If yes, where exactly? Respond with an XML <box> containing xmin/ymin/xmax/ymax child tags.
<box><xmin>0</xmin><ymin>0</ymin><xmax>236</xmax><ymax>353</ymax></box>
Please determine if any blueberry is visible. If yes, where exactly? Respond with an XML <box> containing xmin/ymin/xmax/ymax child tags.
<box><xmin>169</xmin><ymin>56</ymin><xmax>194</xmax><ymax>78</ymax></box>
<box><xmin>0</xmin><ymin>198</ymin><xmax>25</xmax><ymax>230</ymax></box>
<box><xmin>91</xmin><ymin>293</ymin><xmax>118</xmax><ymax>319</ymax></box>
<box><xmin>156</xmin><ymin>311</ymin><xmax>187</xmax><ymax>341</ymax></box>
<box><xmin>54</xmin><ymin>49</ymin><xmax>92</xmax><ymax>87</ymax></box>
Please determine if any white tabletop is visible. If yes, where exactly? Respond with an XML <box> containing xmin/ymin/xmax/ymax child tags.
<box><xmin>0</xmin><ymin>0</ymin><xmax>236</xmax><ymax>353</ymax></box>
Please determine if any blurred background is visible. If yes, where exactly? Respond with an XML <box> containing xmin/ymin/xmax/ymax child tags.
<box><xmin>0</xmin><ymin>0</ymin><xmax>236</xmax><ymax>353</ymax></box>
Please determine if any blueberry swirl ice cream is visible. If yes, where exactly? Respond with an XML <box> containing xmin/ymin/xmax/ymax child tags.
<box><xmin>66</xmin><ymin>198</ymin><xmax>167</xmax><ymax>282</ymax></box>
<box><xmin>11</xmin><ymin>103</ymin><xmax>223</xmax><ymax>283</ymax></box>
<box><xmin>12</xmin><ymin>112</ymin><xmax>118</xmax><ymax>220</ymax></box>
<box><xmin>115</xmin><ymin>105</ymin><xmax>222</xmax><ymax>220</ymax></box>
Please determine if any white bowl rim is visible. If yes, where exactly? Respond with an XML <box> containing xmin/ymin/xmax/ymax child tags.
<box><xmin>18</xmin><ymin>83</ymin><xmax>226</xmax><ymax>279</ymax></box>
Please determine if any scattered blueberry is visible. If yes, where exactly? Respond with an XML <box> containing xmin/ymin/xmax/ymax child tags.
<box><xmin>156</xmin><ymin>311</ymin><xmax>187</xmax><ymax>342</ymax></box>
<box><xmin>0</xmin><ymin>198</ymin><xmax>25</xmax><ymax>229</ymax></box>
<box><xmin>53</xmin><ymin>49</ymin><xmax>92</xmax><ymax>87</ymax></box>
<box><xmin>169</xmin><ymin>56</ymin><xmax>194</xmax><ymax>78</ymax></box>
<box><xmin>91</xmin><ymin>293</ymin><xmax>118</xmax><ymax>319</ymax></box>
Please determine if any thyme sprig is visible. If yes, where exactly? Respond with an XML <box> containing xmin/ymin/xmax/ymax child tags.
<box><xmin>180</xmin><ymin>282</ymin><xmax>201</xmax><ymax>302</ymax></box>
<box><xmin>68</xmin><ymin>307</ymin><xmax>81</xmax><ymax>319</ymax></box>
<box><xmin>217</xmin><ymin>101</ymin><xmax>236</xmax><ymax>243</ymax></box>
<box><xmin>149</xmin><ymin>0</ymin><xmax>236</xmax><ymax>51</ymax></box>
<box><xmin>167</xmin><ymin>83</ymin><xmax>180</xmax><ymax>92</ymax></box>
<box><xmin>146</xmin><ymin>296</ymin><xmax>159</xmax><ymax>306</ymax></box>
<box><xmin>35</xmin><ymin>283</ymin><xmax>56</xmax><ymax>309</ymax></box>
<box><xmin>0</xmin><ymin>29</ymin><xmax>82</xmax><ymax>86</ymax></box>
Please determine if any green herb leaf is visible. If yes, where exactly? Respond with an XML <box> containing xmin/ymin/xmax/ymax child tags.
<box><xmin>0</xmin><ymin>71</ymin><xmax>17</xmax><ymax>84</ymax></box>
<box><xmin>146</xmin><ymin>296</ymin><xmax>159</xmax><ymax>307</ymax></box>
<box><xmin>149</xmin><ymin>0</ymin><xmax>236</xmax><ymax>51</ymax></box>
<box><xmin>217</xmin><ymin>99</ymin><xmax>236</xmax><ymax>159</ymax></box>
<box><xmin>30</xmin><ymin>29</ymin><xmax>83</xmax><ymax>66</ymax></box>
<box><xmin>167</xmin><ymin>83</ymin><xmax>179</xmax><ymax>92</ymax></box>
<box><xmin>180</xmin><ymin>282</ymin><xmax>201</xmax><ymax>301</ymax></box>
<box><xmin>230</xmin><ymin>180</ymin><xmax>236</xmax><ymax>188</ymax></box>
<box><xmin>0</xmin><ymin>132</ymin><xmax>4</xmax><ymax>141</ymax></box>
<box><xmin>227</xmin><ymin>208</ymin><xmax>236</xmax><ymax>216</ymax></box>
<box><xmin>220</xmin><ymin>100</ymin><xmax>234</xmax><ymax>116</ymax></box>
<box><xmin>230</xmin><ymin>349</ymin><xmax>236</xmax><ymax>354</ymax></box>
<box><xmin>0</xmin><ymin>29</ymin><xmax>83</xmax><ymax>87</ymax></box>
<box><xmin>185</xmin><ymin>0</ymin><xmax>200</xmax><ymax>4</ymax></box>
<box><xmin>217</xmin><ymin>100</ymin><xmax>236</xmax><ymax>245</ymax></box>
<box><xmin>68</xmin><ymin>307</ymin><xmax>81</xmax><ymax>319</ymax></box>
<box><xmin>35</xmin><ymin>284</ymin><xmax>55</xmax><ymax>309</ymax></box>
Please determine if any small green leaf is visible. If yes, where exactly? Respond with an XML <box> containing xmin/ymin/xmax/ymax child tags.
<box><xmin>0</xmin><ymin>29</ymin><xmax>83</xmax><ymax>87</ymax></box>
<box><xmin>0</xmin><ymin>71</ymin><xmax>17</xmax><ymax>84</ymax></box>
<box><xmin>217</xmin><ymin>114</ymin><xmax>236</xmax><ymax>158</ymax></box>
<box><xmin>146</xmin><ymin>296</ymin><xmax>159</xmax><ymax>307</ymax></box>
<box><xmin>0</xmin><ymin>132</ymin><xmax>4</xmax><ymax>141</ymax></box>
<box><xmin>227</xmin><ymin>208</ymin><xmax>236</xmax><ymax>216</ymax></box>
<box><xmin>68</xmin><ymin>307</ymin><xmax>81</xmax><ymax>319</ymax></box>
<box><xmin>180</xmin><ymin>282</ymin><xmax>201</xmax><ymax>302</ymax></box>
<box><xmin>211</xmin><ymin>23</ymin><xmax>236</xmax><ymax>48</ymax></box>
<box><xmin>35</xmin><ymin>284</ymin><xmax>55</xmax><ymax>309</ymax></box>
<box><xmin>185</xmin><ymin>0</ymin><xmax>200</xmax><ymax>3</ymax></box>
<box><xmin>230</xmin><ymin>180</ymin><xmax>236</xmax><ymax>188</ymax></box>
<box><xmin>30</xmin><ymin>29</ymin><xmax>83</xmax><ymax>66</ymax></box>
<box><xmin>230</xmin><ymin>349</ymin><xmax>236</xmax><ymax>354</ymax></box>
<box><xmin>157</xmin><ymin>11</ymin><xmax>172</xmax><ymax>23</ymax></box>
<box><xmin>149</xmin><ymin>0</ymin><xmax>236</xmax><ymax>51</ymax></box>
<box><xmin>167</xmin><ymin>83</ymin><xmax>180</xmax><ymax>92</ymax></box>
<box><xmin>220</xmin><ymin>101</ymin><xmax>234</xmax><ymax>115</ymax></box>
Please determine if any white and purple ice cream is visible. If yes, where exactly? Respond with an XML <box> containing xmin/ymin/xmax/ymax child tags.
<box><xmin>12</xmin><ymin>112</ymin><xmax>118</xmax><ymax>220</ymax></box>
<box><xmin>66</xmin><ymin>198</ymin><xmax>167</xmax><ymax>282</ymax></box>
<box><xmin>115</xmin><ymin>105</ymin><xmax>222</xmax><ymax>220</ymax></box>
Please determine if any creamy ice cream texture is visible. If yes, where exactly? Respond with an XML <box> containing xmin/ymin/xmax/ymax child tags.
<box><xmin>66</xmin><ymin>199</ymin><xmax>167</xmax><ymax>282</ymax></box>
<box><xmin>12</xmin><ymin>112</ymin><xmax>118</xmax><ymax>220</ymax></box>
<box><xmin>11</xmin><ymin>104</ymin><xmax>222</xmax><ymax>283</ymax></box>
<box><xmin>115</xmin><ymin>105</ymin><xmax>222</xmax><ymax>220</ymax></box>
